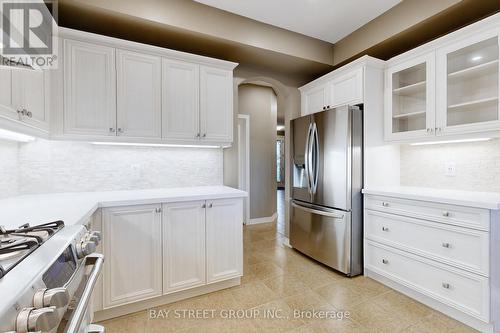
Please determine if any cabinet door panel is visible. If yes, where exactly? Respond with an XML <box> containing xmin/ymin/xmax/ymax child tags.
<box><xmin>329</xmin><ymin>68</ymin><xmax>363</xmax><ymax>107</ymax></box>
<box><xmin>64</xmin><ymin>39</ymin><xmax>116</xmax><ymax>136</ymax></box>
<box><xmin>103</xmin><ymin>205</ymin><xmax>162</xmax><ymax>308</ymax></box>
<box><xmin>163</xmin><ymin>201</ymin><xmax>206</xmax><ymax>293</ymax></box>
<box><xmin>200</xmin><ymin>66</ymin><xmax>232</xmax><ymax>143</ymax></box>
<box><xmin>303</xmin><ymin>85</ymin><xmax>328</xmax><ymax>115</ymax></box>
<box><xmin>12</xmin><ymin>68</ymin><xmax>48</xmax><ymax>130</ymax></box>
<box><xmin>162</xmin><ymin>59</ymin><xmax>199</xmax><ymax>140</ymax></box>
<box><xmin>117</xmin><ymin>50</ymin><xmax>161</xmax><ymax>138</ymax></box>
<box><xmin>0</xmin><ymin>67</ymin><xmax>14</xmax><ymax>119</ymax></box>
<box><xmin>206</xmin><ymin>198</ymin><xmax>243</xmax><ymax>283</ymax></box>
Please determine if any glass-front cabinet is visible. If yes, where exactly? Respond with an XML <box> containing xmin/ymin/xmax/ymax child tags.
<box><xmin>385</xmin><ymin>54</ymin><xmax>435</xmax><ymax>141</ymax></box>
<box><xmin>436</xmin><ymin>30</ymin><xmax>500</xmax><ymax>135</ymax></box>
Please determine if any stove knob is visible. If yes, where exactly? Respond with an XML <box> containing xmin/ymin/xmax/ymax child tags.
<box><xmin>16</xmin><ymin>306</ymin><xmax>58</xmax><ymax>333</ymax></box>
<box><xmin>76</xmin><ymin>240</ymin><xmax>97</xmax><ymax>259</ymax></box>
<box><xmin>33</xmin><ymin>287</ymin><xmax>70</xmax><ymax>309</ymax></box>
<box><xmin>86</xmin><ymin>231</ymin><xmax>102</xmax><ymax>245</ymax></box>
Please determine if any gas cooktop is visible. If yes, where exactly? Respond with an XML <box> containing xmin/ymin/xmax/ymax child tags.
<box><xmin>0</xmin><ymin>221</ymin><xmax>64</xmax><ymax>279</ymax></box>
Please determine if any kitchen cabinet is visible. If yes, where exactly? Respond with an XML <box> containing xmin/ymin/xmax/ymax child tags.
<box><xmin>200</xmin><ymin>66</ymin><xmax>233</xmax><ymax>142</ymax></box>
<box><xmin>384</xmin><ymin>17</ymin><xmax>500</xmax><ymax>142</ymax></box>
<box><xmin>162</xmin><ymin>59</ymin><xmax>200</xmax><ymax>141</ymax></box>
<box><xmin>206</xmin><ymin>198</ymin><xmax>243</xmax><ymax>283</ymax></box>
<box><xmin>102</xmin><ymin>204</ymin><xmax>162</xmax><ymax>308</ymax></box>
<box><xmin>329</xmin><ymin>67</ymin><xmax>363</xmax><ymax>108</ymax></box>
<box><xmin>363</xmin><ymin>192</ymin><xmax>500</xmax><ymax>332</ymax></box>
<box><xmin>11</xmin><ymin>68</ymin><xmax>49</xmax><ymax>131</ymax></box>
<box><xmin>63</xmin><ymin>39</ymin><xmax>116</xmax><ymax>136</ymax></box>
<box><xmin>0</xmin><ymin>66</ymin><xmax>13</xmax><ymax>119</ymax></box>
<box><xmin>116</xmin><ymin>49</ymin><xmax>161</xmax><ymax>138</ymax></box>
<box><xmin>385</xmin><ymin>53</ymin><xmax>435</xmax><ymax>141</ymax></box>
<box><xmin>436</xmin><ymin>30</ymin><xmax>500</xmax><ymax>136</ymax></box>
<box><xmin>163</xmin><ymin>201</ymin><xmax>206</xmax><ymax>293</ymax></box>
<box><xmin>302</xmin><ymin>84</ymin><xmax>329</xmax><ymax>115</ymax></box>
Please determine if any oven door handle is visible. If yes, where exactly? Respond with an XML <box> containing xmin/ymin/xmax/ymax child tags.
<box><xmin>65</xmin><ymin>253</ymin><xmax>104</xmax><ymax>333</ymax></box>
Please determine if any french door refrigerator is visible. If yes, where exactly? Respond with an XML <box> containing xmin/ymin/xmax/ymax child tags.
<box><xmin>290</xmin><ymin>105</ymin><xmax>363</xmax><ymax>276</ymax></box>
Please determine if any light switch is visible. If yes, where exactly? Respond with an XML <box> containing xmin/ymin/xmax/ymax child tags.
<box><xmin>445</xmin><ymin>162</ymin><xmax>456</xmax><ymax>177</ymax></box>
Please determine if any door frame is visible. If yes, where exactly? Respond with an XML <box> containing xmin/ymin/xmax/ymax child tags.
<box><xmin>237</xmin><ymin>114</ymin><xmax>250</xmax><ymax>225</ymax></box>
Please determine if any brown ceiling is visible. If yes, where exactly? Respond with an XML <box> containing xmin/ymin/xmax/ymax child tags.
<box><xmin>53</xmin><ymin>0</ymin><xmax>500</xmax><ymax>86</ymax></box>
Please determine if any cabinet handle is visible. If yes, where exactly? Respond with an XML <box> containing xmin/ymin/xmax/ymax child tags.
<box><xmin>202</xmin><ymin>133</ymin><xmax>207</xmax><ymax>138</ymax></box>
<box><xmin>26</xmin><ymin>110</ymin><xmax>32</xmax><ymax>118</ymax></box>
<box><xmin>109</xmin><ymin>128</ymin><xmax>116</xmax><ymax>133</ymax></box>
<box><xmin>155</xmin><ymin>207</ymin><xmax>162</xmax><ymax>213</ymax></box>
<box><xmin>117</xmin><ymin>128</ymin><xmax>123</xmax><ymax>133</ymax></box>
<box><xmin>202</xmin><ymin>203</ymin><xmax>206</xmax><ymax>208</ymax></box>
<box><xmin>382</xmin><ymin>259</ymin><xmax>389</xmax><ymax>264</ymax></box>
<box><xmin>382</xmin><ymin>202</ymin><xmax>389</xmax><ymax>207</ymax></box>
<box><xmin>442</xmin><ymin>242</ymin><xmax>451</xmax><ymax>248</ymax></box>
<box><xmin>327</xmin><ymin>105</ymin><xmax>330</xmax><ymax>109</ymax></box>
<box><xmin>382</xmin><ymin>226</ymin><xmax>389</xmax><ymax>232</ymax></box>
<box><xmin>196</xmin><ymin>133</ymin><xmax>200</xmax><ymax>138</ymax></box>
<box><xmin>322</xmin><ymin>106</ymin><xmax>326</xmax><ymax>110</ymax></box>
<box><xmin>442</xmin><ymin>282</ymin><xmax>451</xmax><ymax>289</ymax></box>
<box><xmin>442</xmin><ymin>211</ymin><xmax>451</xmax><ymax>217</ymax></box>
<box><xmin>208</xmin><ymin>203</ymin><xmax>213</xmax><ymax>208</ymax></box>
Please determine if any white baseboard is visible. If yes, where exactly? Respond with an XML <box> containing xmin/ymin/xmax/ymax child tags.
<box><xmin>283</xmin><ymin>237</ymin><xmax>292</xmax><ymax>248</ymax></box>
<box><xmin>247</xmin><ymin>212</ymin><xmax>277</xmax><ymax>225</ymax></box>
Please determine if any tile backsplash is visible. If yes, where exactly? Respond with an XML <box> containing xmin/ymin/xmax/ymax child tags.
<box><xmin>0</xmin><ymin>139</ymin><xmax>223</xmax><ymax>198</ymax></box>
<box><xmin>400</xmin><ymin>139</ymin><xmax>500</xmax><ymax>192</ymax></box>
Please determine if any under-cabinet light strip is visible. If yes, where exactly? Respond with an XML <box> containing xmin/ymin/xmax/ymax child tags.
<box><xmin>410</xmin><ymin>138</ymin><xmax>492</xmax><ymax>146</ymax></box>
<box><xmin>91</xmin><ymin>142</ymin><xmax>225</xmax><ymax>148</ymax></box>
<box><xmin>0</xmin><ymin>129</ymin><xmax>36</xmax><ymax>142</ymax></box>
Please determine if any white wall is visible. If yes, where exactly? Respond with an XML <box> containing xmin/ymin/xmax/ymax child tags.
<box><xmin>400</xmin><ymin>139</ymin><xmax>500</xmax><ymax>192</ymax></box>
<box><xmin>0</xmin><ymin>139</ymin><xmax>223</xmax><ymax>197</ymax></box>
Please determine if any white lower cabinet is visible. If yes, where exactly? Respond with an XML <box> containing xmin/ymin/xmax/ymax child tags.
<box><xmin>364</xmin><ymin>194</ymin><xmax>499</xmax><ymax>331</ymax></box>
<box><xmin>100</xmin><ymin>198</ymin><xmax>243</xmax><ymax>311</ymax></box>
<box><xmin>102</xmin><ymin>204</ymin><xmax>163</xmax><ymax>308</ymax></box>
<box><xmin>206</xmin><ymin>198</ymin><xmax>243</xmax><ymax>283</ymax></box>
<box><xmin>163</xmin><ymin>201</ymin><xmax>206</xmax><ymax>293</ymax></box>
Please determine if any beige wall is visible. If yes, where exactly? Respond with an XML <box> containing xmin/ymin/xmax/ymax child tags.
<box><xmin>332</xmin><ymin>0</ymin><xmax>462</xmax><ymax>65</ymax></box>
<box><xmin>236</xmin><ymin>84</ymin><xmax>277</xmax><ymax>220</ymax></box>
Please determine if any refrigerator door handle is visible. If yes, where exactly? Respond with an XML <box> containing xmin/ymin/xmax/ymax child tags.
<box><xmin>304</xmin><ymin>122</ymin><xmax>313</xmax><ymax>193</ymax></box>
<box><xmin>311</xmin><ymin>122</ymin><xmax>320</xmax><ymax>194</ymax></box>
<box><xmin>291</xmin><ymin>201</ymin><xmax>345</xmax><ymax>219</ymax></box>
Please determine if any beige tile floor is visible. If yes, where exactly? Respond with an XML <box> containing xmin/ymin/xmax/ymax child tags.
<box><xmin>98</xmin><ymin>221</ymin><xmax>477</xmax><ymax>333</ymax></box>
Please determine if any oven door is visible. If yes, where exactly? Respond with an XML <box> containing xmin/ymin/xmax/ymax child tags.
<box><xmin>58</xmin><ymin>254</ymin><xmax>105</xmax><ymax>333</ymax></box>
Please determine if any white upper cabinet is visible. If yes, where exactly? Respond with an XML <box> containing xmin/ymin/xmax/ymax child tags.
<box><xmin>0</xmin><ymin>67</ymin><xmax>14</xmax><ymax>119</ymax></box>
<box><xmin>102</xmin><ymin>204</ymin><xmax>162</xmax><ymax>308</ymax></box>
<box><xmin>436</xmin><ymin>30</ymin><xmax>500</xmax><ymax>135</ymax></box>
<box><xmin>329</xmin><ymin>67</ymin><xmax>363</xmax><ymax>108</ymax></box>
<box><xmin>162</xmin><ymin>201</ymin><xmax>206</xmax><ymax>293</ymax></box>
<box><xmin>200</xmin><ymin>66</ymin><xmax>233</xmax><ymax>143</ymax></box>
<box><xmin>11</xmin><ymin>68</ymin><xmax>49</xmax><ymax>131</ymax></box>
<box><xmin>206</xmin><ymin>198</ymin><xmax>243</xmax><ymax>283</ymax></box>
<box><xmin>162</xmin><ymin>59</ymin><xmax>200</xmax><ymax>141</ymax></box>
<box><xmin>64</xmin><ymin>39</ymin><xmax>116</xmax><ymax>136</ymax></box>
<box><xmin>385</xmin><ymin>53</ymin><xmax>435</xmax><ymax>141</ymax></box>
<box><xmin>116</xmin><ymin>50</ymin><xmax>161</xmax><ymax>138</ymax></box>
<box><xmin>303</xmin><ymin>84</ymin><xmax>329</xmax><ymax>115</ymax></box>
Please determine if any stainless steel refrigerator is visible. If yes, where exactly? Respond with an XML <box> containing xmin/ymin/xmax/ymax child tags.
<box><xmin>290</xmin><ymin>105</ymin><xmax>363</xmax><ymax>276</ymax></box>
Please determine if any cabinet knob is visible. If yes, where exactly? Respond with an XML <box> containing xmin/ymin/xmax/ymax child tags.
<box><xmin>109</xmin><ymin>128</ymin><xmax>116</xmax><ymax>133</ymax></box>
<box><xmin>155</xmin><ymin>207</ymin><xmax>162</xmax><ymax>213</ymax></box>
<box><xmin>117</xmin><ymin>128</ymin><xmax>123</xmax><ymax>133</ymax></box>
<box><xmin>442</xmin><ymin>282</ymin><xmax>451</xmax><ymax>289</ymax></box>
<box><xmin>196</xmin><ymin>133</ymin><xmax>200</xmax><ymax>138</ymax></box>
<box><xmin>382</xmin><ymin>259</ymin><xmax>389</xmax><ymax>264</ymax></box>
<box><xmin>442</xmin><ymin>242</ymin><xmax>451</xmax><ymax>248</ymax></box>
<box><xmin>442</xmin><ymin>211</ymin><xmax>451</xmax><ymax>217</ymax></box>
<box><xmin>382</xmin><ymin>202</ymin><xmax>390</xmax><ymax>207</ymax></box>
<box><xmin>382</xmin><ymin>226</ymin><xmax>389</xmax><ymax>232</ymax></box>
<box><xmin>208</xmin><ymin>203</ymin><xmax>213</xmax><ymax>208</ymax></box>
<box><xmin>202</xmin><ymin>203</ymin><xmax>206</xmax><ymax>208</ymax></box>
<box><xmin>202</xmin><ymin>133</ymin><xmax>207</xmax><ymax>138</ymax></box>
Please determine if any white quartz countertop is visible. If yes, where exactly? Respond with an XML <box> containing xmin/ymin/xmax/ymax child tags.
<box><xmin>0</xmin><ymin>186</ymin><xmax>247</xmax><ymax>229</ymax></box>
<box><xmin>362</xmin><ymin>186</ymin><xmax>500</xmax><ymax>210</ymax></box>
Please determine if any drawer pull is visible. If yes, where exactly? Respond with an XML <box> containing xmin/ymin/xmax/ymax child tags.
<box><xmin>442</xmin><ymin>282</ymin><xmax>451</xmax><ymax>289</ymax></box>
<box><xmin>382</xmin><ymin>202</ymin><xmax>390</xmax><ymax>207</ymax></box>
<box><xmin>442</xmin><ymin>211</ymin><xmax>451</xmax><ymax>217</ymax></box>
<box><xmin>382</xmin><ymin>226</ymin><xmax>389</xmax><ymax>232</ymax></box>
<box><xmin>382</xmin><ymin>259</ymin><xmax>389</xmax><ymax>264</ymax></box>
<box><xmin>442</xmin><ymin>242</ymin><xmax>451</xmax><ymax>248</ymax></box>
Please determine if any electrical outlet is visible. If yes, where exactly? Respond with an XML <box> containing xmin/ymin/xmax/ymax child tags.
<box><xmin>445</xmin><ymin>162</ymin><xmax>456</xmax><ymax>177</ymax></box>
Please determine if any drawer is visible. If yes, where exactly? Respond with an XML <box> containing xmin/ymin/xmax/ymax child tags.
<box><xmin>365</xmin><ymin>210</ymin><xmax>489</xmax><ymax>276</ymax></box>
<box><xmin>365</xmin><ymin>241</ymin><xmax>490</xmax><ymax>321</ymax></box>
<box><xmin>365</xmin><ymin>195</ymin><xmax>490</xmax><ymax>231</ymax></box>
